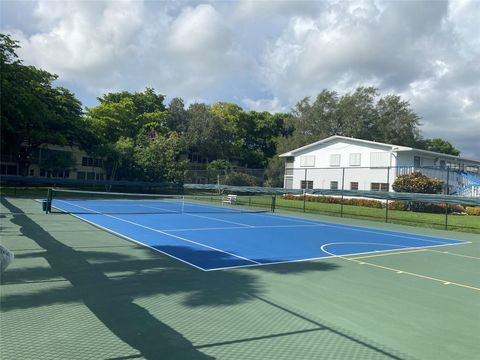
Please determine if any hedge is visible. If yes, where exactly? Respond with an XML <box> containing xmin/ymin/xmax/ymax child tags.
<box><xmin>281</xmin><ymin>195</ymin><xmax>479</xmax><ymax>215</ymax></box>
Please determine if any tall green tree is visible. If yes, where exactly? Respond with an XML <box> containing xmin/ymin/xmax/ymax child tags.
<box><xmin>166</xmin><ymin>97</ymin><xmax>188</xmax><ymax>134</ymax></box>
<box><xmin>288</xmin><ymin>87</ymin><xmax>422</xmax><ymax>148</ymax></box>
<box><xmin>86</xmin><ymin>88</ymin><xmax>169</xmax><ymax>180</ymax></box>
<box><xmin>375</xmin><ymin>95</ymin><xmax>421</xmax><ymax>146</ymax></box>
<box><xmin>419</xmin><ymin>138</ymin><xmax>461</xmax><ymax>156</ymax></box>
<box><xmin>134</xmin><ymin>132</ymin><xmax>188</xmax><ymax>182</ymax></box>
<box><xmin>185</xmin><ymin>103</ymin><xmax>231</xmax><ymax>161</ymax></box>
<box><xmin>336</xmin><ymin>87</ymin><xmax>379</xmax><ymax>139</ymax></box>
<box><xmin>0</xmin><ymin>33</ymin><xmax>86</xmax><ymax>175</ymax></box>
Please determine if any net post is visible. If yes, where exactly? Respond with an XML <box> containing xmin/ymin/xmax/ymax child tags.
<box><xmin>271</xmin><ymin>194</ymin><xmax>276</xmax><ymax>213</ymax></box>
<box><xmin>45</xmin><ymin>188</ymin><xmax>52</xmax><ymax>214</ymax></box>
<box><xmin>386</xmin><ymin>167</ymin><xmax>390</xmax><ymax>223</ymax></box>
<box><xmin>385</xmin><ymin>199</ymin><xmax>389</xmax><ymax>223</ymax></box>
<box><xmin>445</xmin><ymin>167</ymin><xmax>450</xmax><ymax>230</ymax></box>
<box><xmin>340</xmin><ymin>167</ymin><xmax>345</xmax><ymax>217</ymax></box>
<box><xmin>303</xmin><ymin>169</ymin><xmax>307</xmax><ymax>212</ymax></box>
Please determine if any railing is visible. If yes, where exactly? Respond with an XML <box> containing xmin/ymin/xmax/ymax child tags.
<box><xmin>457</xmin><ymin>185</ymin><xmax>480</xmax><ymax>197</ymax></box>
<box><xmin>0</xmin><ymin>154</ymin><xmax>18</xmax><ymax>163</ymax></box>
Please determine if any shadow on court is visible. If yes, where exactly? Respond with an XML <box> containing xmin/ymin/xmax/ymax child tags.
<box><xmin>2</xmin><ymin>198</ymin><xmax>217</xmax><ymax>360</ymax></box>
<box><xmin>1</xmin><ymin>197</ymin><xmax>413</xmax><ymax>360</ymax></box>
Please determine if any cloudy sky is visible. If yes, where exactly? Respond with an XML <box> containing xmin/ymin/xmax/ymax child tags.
<box><xmin>1</xmin><ymin>0</ymin><xmax>479</xmax><ymax>158</ymax></box>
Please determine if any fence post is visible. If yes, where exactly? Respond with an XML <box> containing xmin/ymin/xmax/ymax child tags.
<box><xmin>445</xmin><ymin>167</ymin><xmax>450</xmax><ymax>230</ymax></box>
<box><xmin>340</xmin><ymin>167</ymin><xmax>345</xmax><ymax>217</ymax></box>
<box><xmin>386</xmin><ymin>167</ymin><xmax>390</xmax><ymax>223</ymax></box>
<box><xmin>303</xmin><ymin>168</ymin><xmax>307</xmax><ymax>212</ymax></box>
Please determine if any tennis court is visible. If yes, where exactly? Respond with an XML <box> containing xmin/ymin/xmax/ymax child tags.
<box><xmin>48</xmin><ymin>191</ymin><xmax>467</xmax><ymax>271</ymax></box>
<box><xmin>1</xmin><ymin>193</ymin><xmax>479</xmax><ymax>360</ymax></box>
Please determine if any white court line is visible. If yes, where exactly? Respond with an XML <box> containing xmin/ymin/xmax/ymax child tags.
<box><xmin>139</xmin><ymin>202</ymin><xmax>464</xmax><ymax>248</ymax></box>
<box><xmin>258</xmin><ymin>212</ymin><xmax>468</xmax><ymax>246</ymax></box>
<box><xmin>57</xmin><ymin>200</ymin><xmax>260</xmax><ymax>266</ymax></box>
<box><xmin>204</xmin><ymin>241</ymin><xmax>467</xmax><ymax>271</ymax></box>
<box><xmin>165</xmin><ymin>224</ymin><xmax>326</xmax><ymax>232</ymax></box>
<box><xmin>320</xmin><ymin>242</ymin><xmax>480</xmax><ymax>292</ymax></box>
<box><xmin>53</xmin><ymin>200</ymin><xmax>470</xmax><ymax>272</ymax></box>
<box><xmin>140</xmin><ymin>204</ymin><xmax>255</xmax><ymax>228</ymax></box>
<box><xmin>426</xmin><ymin>249</ymin><xmax>480</xmax><ymax>260</ymax></box>
<box><xmin>51</xmin><ymin>207</ymin><xmax>207</xmax><ymax>271</ymax></box>
<box><xmin>350</xmin><ymin>248</ymin><xmax>427</xmax><ymax>260</ymax></box>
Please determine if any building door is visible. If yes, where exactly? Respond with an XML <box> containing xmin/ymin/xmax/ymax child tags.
<box><xmin>414</xmin><ymin>156</ymin><xmax>421</xmax><ymax>168</ymax></box>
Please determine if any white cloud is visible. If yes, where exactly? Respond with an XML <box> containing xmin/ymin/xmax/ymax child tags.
<box><xmin>16</xmin><ymin>0</ymin><xmax>144</xmax><ymax>84</ymax></box>
<box><xmin>2</xmin><ymin>0</ymin><xmax>479</xmax><ymax>158</ymax></box>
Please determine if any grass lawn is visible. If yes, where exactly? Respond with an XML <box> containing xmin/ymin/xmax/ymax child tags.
<box><xmin>241</xmin><ymin>196</ymin><xmax>480</xmax><ymax>234</ymax></box>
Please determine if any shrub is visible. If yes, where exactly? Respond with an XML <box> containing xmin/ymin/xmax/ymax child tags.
<box><xmin>224</xmin><ymin>172</ymin><xmax>259</xmax><ymax>186</ymax></box>
<box><xmin>404</xmin><ymin>203</ymin><xmax>465</xmax><ymax>214</ymax></box>
<box><xmin>465</xmin><ymin>207</ymin><xmax>480</xmax><ymax>216</ymax></box>
<box><xmin>392</xmin><ymin>171</ymin><xmax>443</xmax><ymax>194</ymax></box>
<box><xmin>388</xmin><ymin>201</ymin><xmax>408</xmax><ymax>211</ymax></box>
<box><xmin>281</xmin><ymin>195</ymin><xmax>383</xmax><ymax>209</ymax></box>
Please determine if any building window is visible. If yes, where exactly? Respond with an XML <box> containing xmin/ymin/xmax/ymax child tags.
<box><xmin>285</xmin><ymin>178</ymin><xmax>293</xmax><ymax>189</ymax></box>
<box><xmin>300</xmin><ymin>180</ymin><xmax>313</xmax><ymax>189</ymax></box>
<box><xmin>349</xmin><ymin>153</ymin><xmax>361</xmax><ymax>166</ymax></box>
<box><xmin>77</xmin><ymin>171</ymin><xmax>86</xmax><ymax>180</ymax></box>
<box><xmin>82</xmin><ymin>157</ymin><xmax>103</xmax><ymax>168</ymax></box>
<box><xmin>330</xmin><ymin>154</ymin><xmax>341</xmax><ymax>167</ymax></box>
<box><xmin>29</xmin><ymin>169</ymin><xmax>35</xmax><ymax>176</ymax></box>
<box><xmin>371</xmin><ymin>183</ymin><xmax>389</xmax><ymax>192</ymax></box>
<box><xmin>87</xmin><ymin>172</ymin><xmax>95</xmax><ymax>180</ymax></box>
<box><xmin>64</xmin><ymin>170</ymin><xmax>70</xmax><ymax>178</ymax></box>
<box><xmin>350</xmin><ymin>182</ymin><xmax>359</xmax><ymax>190</ymax></box>
<box><xmin>414</xmin><ymin>156</ymin><xmax>421</xmax><ymax>168</ymax></box>
<box><xmin>330</xmin><ymin>181</ymin><xmax>338</xmax><ymax>190</ymax></box>
<box><xmin>370</xmin><ymin>152</ymin><xmax>389</xmax><ymax>167</ymax></box>
<box><xmin>300</xmin><ymin>156</ymin><xmax>315</xmax><ymax>167</ymax></box>
<box><xmin>40</xmin><ymin>168</ymin><xmax>46</xmax><ymax>177</ymax></box>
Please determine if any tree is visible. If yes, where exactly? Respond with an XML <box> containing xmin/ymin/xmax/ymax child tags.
<box><xmin>288</xmin><ymin>87</ymin><xmax>423</xmax><ymax>149</ymax></box>
<box><xmin>185</xmin><ymin>103</ymin><xmax>231</xmax><ymax>160</ymax></box>
<box><xmin>264</xmin><ymin>155</ymin><xmax>285</xmax><ymax>187</ymax></box>
<box><xmin>1</xmin><ymin>33</ymin><xmax>86</xmax><ymax>175</ymax></box>
<box><xmin>375</xmin><ymin>95</ymin><xmax>421</xmax><ymax>147</ymax></box>
<box><xmin>419</xmin><ymin>138</ymin><xmax>461</xmax><ymax>156</ymax></box>
<box><xmin>289</xmin><ymin>90</ymin><xmax>338</xmax><ymax>147</ymax></box>
<box><xmin>166</xmin><ymin>97</ymin><xmax>188</xmax><ymax>134</ymax></box>
<box><xmin>336</xmin><ymin>87</ymin><xmax>379</xmax><ymax>140</ymax></box>
<box><xmin>134</xmin><ymin>132</ymin><xmax>188</xmax><ymax>182</ymax></box>
<box><xmin>40</xmin><ymin>150</ymin><xmax>75</xmax><ymax>178</ymax></box>
<box><xmin>209</xmin><ymin>102</ymin><xmax>291</xmax><ymax>167</ymax></box>
<box><xmin>207</xmin><ymin>160</ymin><xmax>232</xmax><ymax>172</ymax></box>
<box><xmin>86</xmin><ymin>88</ymin><xmax>169</xmax><ymax>180</ymax></box>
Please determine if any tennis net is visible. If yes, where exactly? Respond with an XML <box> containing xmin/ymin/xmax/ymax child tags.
<box><xmin>45</xmin><ymin>188</ymin><xmax>275</xmax><ymax>215</ymax></box>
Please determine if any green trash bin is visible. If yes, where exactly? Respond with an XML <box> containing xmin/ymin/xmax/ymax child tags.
<box><xmin>41</xmin><ymin>199</ymin><xmax>52</xmax><ymax>213</ymax></box>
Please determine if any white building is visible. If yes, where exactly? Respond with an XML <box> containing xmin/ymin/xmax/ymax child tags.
<box><xmin>279</xmin><ymin>136</ymin><xmax>480</xmax><ymax>196</ymax></box>
<box><xmin>1</xmin><ymin>144</ymin><xmax>107</xmax><ymax>181</ymax></box>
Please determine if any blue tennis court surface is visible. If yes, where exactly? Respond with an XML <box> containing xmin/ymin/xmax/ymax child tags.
<box><xmin>51</xmin><ymin>199</ymin><xmax>467</xmax><ymax>271</ymax></box>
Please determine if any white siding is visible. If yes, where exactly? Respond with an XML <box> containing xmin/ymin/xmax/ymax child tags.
<box><xmin>300</xmin><ymin>155</ymin><xmax>315</xmax><ymax>167</ymax></box>
<box><xmin>288</xmin><ymin>138</ymin><xmax>396</xmax><ymax>191</ymax></box>
<box><xmin>370</xmin><ymin>152</ymin><xmax>389</xmax><ymax>167</ymax></box>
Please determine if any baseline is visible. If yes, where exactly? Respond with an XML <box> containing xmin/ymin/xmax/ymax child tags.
<box><xmin>56</xmin><ymin>200</ymin><xmax>261</xmax><ymax>267</ymax></box>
